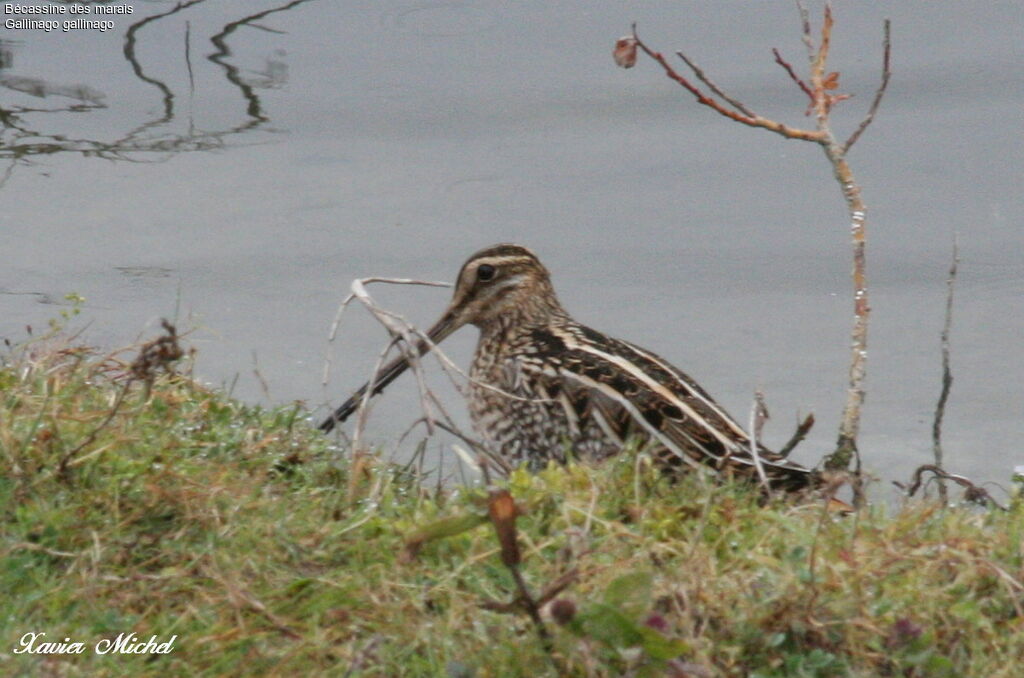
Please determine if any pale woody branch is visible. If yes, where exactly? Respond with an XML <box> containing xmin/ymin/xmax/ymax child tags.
<box><xmin>622</xmin><ymin>3</ymin><xmax>893</xmax><ymax>504</ymax></box>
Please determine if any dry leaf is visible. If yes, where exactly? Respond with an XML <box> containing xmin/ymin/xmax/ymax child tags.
<box><xmin>613</xmin><ymin>36</ymin><xmax>638</xmax><ymax>69</ymax></box>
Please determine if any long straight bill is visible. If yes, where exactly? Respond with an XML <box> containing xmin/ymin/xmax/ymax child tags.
<box><xmin>319</xmin><ymin>310</ymin><xmax>460</xmax><ymax>432</ymax></box>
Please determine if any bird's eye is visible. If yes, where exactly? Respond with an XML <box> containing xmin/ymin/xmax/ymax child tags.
<box><xmin>476</xmin><ymin>264</ymin><xmax>496</xmax><ymax>282</ymax></box>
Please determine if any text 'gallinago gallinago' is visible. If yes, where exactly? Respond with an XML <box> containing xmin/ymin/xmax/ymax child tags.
<box><xmin>321</xmin><ymin>244</ymin><xmax>816</xmax><ymax>491</ymax></box>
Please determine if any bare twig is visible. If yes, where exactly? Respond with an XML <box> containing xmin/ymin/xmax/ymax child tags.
<box><xmin>321</xmin><ymin>277</ymin><xmax>450</xmax><ymax>389</ymax></box>
<box><xmin>808</xmin><ymin>4</ymin><xmax>832</xmax><ymax>89</ymax></box>
<box><xmin>393</xmin><ymin>413</ymin><xmax>466</xmax><ymax>462</ymax></box>
<box><xmin>57</xmin><ymin>380</ymin><xmax>131</xmax><ymax>480</ymax></box>
<box><xmin>57</xmin><ymin>321</ymin><xmax>182</xmax><ymax>479</ymax></box>
<box><xmin>480</xmin><ymin>567</ymin><xmax>579</xmax><ymax>613</ymax></box>
<box><xmin>844</xmin><ymin>19</ymin><xmax>892</xmax><ymax>151</ymax></box>
<box><xmin>896</xmin><ymin>465</ymin><xmax>1006</xmax><ymax>511</ymax></box>
<box><xmin>630</xmin><ymin>24</ymin><xmax>826</xmax><ymax>143</ymax></box>
<box><xmin>402</xmin><ymin>324</ymin><xmax>554</xmax><ymax>407</ymax></box>
<box><xmin>747</xmin><ymin>390</ymin><xmax>772</xmax><ymax>497</ymax></box>
<box><xmin>323</xmin><ymin>277</ymin><xmax>553</xmax><ymax>437</ymax></box>
<box><xmin>772</xmin><ymin>48</ymin><xmax>814</xmax><ymax>103</ymax></box>
<box><xmin>348</xmin><ymin>277</ymin><xmax>444</xmax><ymax>436</ymax></box>
<box><xmin>434</xmin><ymin>419</ymin><xmax>513</xmax><ymax>476</ymax></box>
<box><xmin>932</xmin><ymin>237</ymin><xmax>959</xmax><ymax>504</ymax></box>
<box><xmin>322</xmin><ymin>277</ymin><xmax>457</xmax><ymax>459</ymax></box>
<box><xmin>778</xmin><ymin>413</ymin><xmax>815</xmax><ymax>458</ymax></box>
<box><xmin>251</xmin><ymin>350</ymin><xmax>271</xmax><ymax>400</ymax></box>
<box><xmin>351</xmin><ymin>337</ymin><xmax>406</xmax><ymax>454</ymax></box>
<box><xmin>675</xmin><ymin>51</ymin><xmax>756</xmax><ymax>117</ymax></box>
<box><xmin>320</xmin><ymin>275</ymin><xmax>565</xmax><ymax>490</ymax></box>
<box><xmin>803</xmin><ymin>6</ymin><xmax>872</xmax><ymax>495</ymax></box>
<box><xmin>626</xmin><ymin>6</ymin><xmax>891</xmax><ymax>496</ymax></box>
<box><xmin>795</xmin><ymin>0</ymin><xmax>814</xmax><ymax>59</ymax></box>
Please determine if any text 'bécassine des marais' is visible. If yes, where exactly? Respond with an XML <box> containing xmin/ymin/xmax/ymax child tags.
<box><xmin>4</xmin><ymin>4</ymin><xmax>133</xmax><ymax>13</ymax></box>
<box><xmin>4</xmin><ymin>4</ymin><xmax>133</xmax><ymax>32</ymax></box>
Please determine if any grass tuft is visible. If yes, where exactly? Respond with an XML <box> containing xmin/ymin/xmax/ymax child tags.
<box><xmin>2</xmin><ymin>335</ymin><xmax>1022</xmax><ymax>676</ymax></box>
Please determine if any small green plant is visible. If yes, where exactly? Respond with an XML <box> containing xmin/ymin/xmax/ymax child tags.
<box><xmin>49</xmin><ymin>292</ymin><xmax>86</xmax><ymax>333</ymax></box>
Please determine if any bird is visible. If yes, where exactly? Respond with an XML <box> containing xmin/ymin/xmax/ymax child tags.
<box><xmin>320</xmin><ymin>244</ymin><xmax>817</xmax><ymax>491</ymax></box>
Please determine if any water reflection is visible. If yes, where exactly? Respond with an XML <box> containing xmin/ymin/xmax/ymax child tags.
<box><xmin>1</xmin><ymin>2</ymin><xmax>1020</xmax><ymax>489</ymax></box>
<box><xmin>208</xmin><ymin>0</ymin><xmax>314</xmax><ymax>121</ymax></box>
<box><xmin>0</xmin><ymin>0</ymin><xmax>317</xmax><ymax>177</ymax></box>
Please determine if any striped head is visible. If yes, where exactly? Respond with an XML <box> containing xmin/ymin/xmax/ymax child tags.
<box><xmin>318</xmin><ymin>244</ymin><xmax>566</xmax><ymax>432</ymax></box>
<box><xmin>428</xmin><ymin>244</ymin><xmax>566</xmax><ymax>339</ymax></box>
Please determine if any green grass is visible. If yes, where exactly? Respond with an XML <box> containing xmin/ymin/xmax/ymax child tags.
<box><xmin>1</xmin><ymin>334</ymin><xmax>1022</xmax><ymax>677</ymax></box>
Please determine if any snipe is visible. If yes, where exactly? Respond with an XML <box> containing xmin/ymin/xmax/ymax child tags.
<box><xmin>321</xmin><ymin>244</ymin><xmax>815</xmax><ymax>491</ymax></box>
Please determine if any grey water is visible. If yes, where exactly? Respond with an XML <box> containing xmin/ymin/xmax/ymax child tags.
<box><xmin>2</xmin><ymin>1</ymin><xmax>1021</xmax><ymax>497</ymax></box>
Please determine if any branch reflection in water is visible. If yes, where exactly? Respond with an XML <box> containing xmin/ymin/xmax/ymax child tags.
<box><xmin>0</xmin><ymin>0</ymin><xmax>318</xmax><ymax>184</ymax></box>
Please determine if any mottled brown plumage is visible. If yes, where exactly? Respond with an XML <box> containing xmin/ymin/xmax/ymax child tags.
<box><xmin>321</xmin><ymin>244</ymin><xmax>815</xmax><ymax>490</ymax></box>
